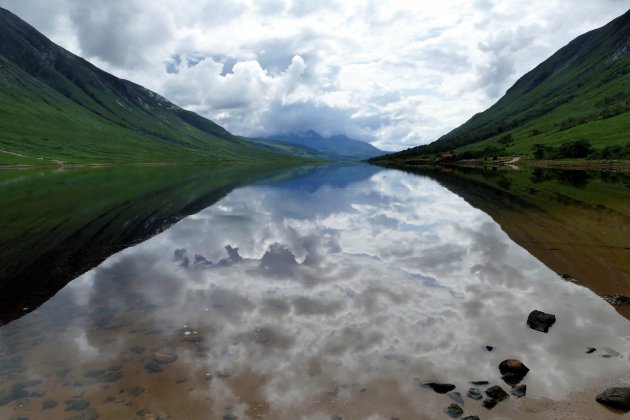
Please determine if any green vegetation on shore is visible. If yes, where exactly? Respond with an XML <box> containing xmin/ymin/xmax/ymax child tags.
<box><xmin>0</xmin><ymin>8</ymin><xmax>305</xmax><ymax>166</ymax></box>
<box><xmin>372</xmin><ymin>10</ymin><xmax>630</xmax><ymax>165</ymax></box>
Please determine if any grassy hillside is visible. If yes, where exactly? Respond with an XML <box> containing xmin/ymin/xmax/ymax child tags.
<box><xmin>0</xmin><ymin>8</ymin><xmax>300</xmax><ymax>165</ymax></box>
<box><xmin>374</xmin><ymin>9</ymin><xmax>630</xmax><ymax>163</ymax></box>
<box><xmin>265</xmin><ymin>130</ymin><xmax>385</xmax><ymax>160</ymax></box>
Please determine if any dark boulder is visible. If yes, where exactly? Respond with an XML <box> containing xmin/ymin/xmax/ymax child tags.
<box><xmin>527</xmin><ymin>310</ymin><xmax>556</xmax><ymax>333</ymax></box>
<box><xmin>595</xmin><ymin>387</ymin><xmax>630</xmax><ymax>411</ymax></box>
<box><xmin>501</xmin><ymin>372</ymin><xmax>524</xmax><ymax>386</ymax></box>
<box><xmin>444</xmin><ymin>403</ymin><xmax>464</xmax><ymax>418</ymax></box>
<box><xmin>485</xmin><ymin>385</ymin><xmax>509</xmax><ymax>402</ymax></box>
<box><xmin>422</xmin><ymin>382</ymin><xmax>456</xmax><ymax>394</ymax></box>
<box><xmin>462</xmin><ymin>417</ymin><xmax>480</xmax><ymax>420</ymax></box>
<box><xmin>481</xmin><ymin>398</ymin><xmax>497</xmax><ymax>409</ymax></box>
<box><xmin>498</xmin><ymin>359</ymin><xmax>529</xmax><ymax>384</ymax></box>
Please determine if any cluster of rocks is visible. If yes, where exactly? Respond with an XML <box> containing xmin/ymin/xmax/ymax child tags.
<box><xmin>420</xmin><ymin>310</ymin><xmax>553</xmax><ymax>418</ymax></box>
<box><xmin>0</xmin><ymin>379</ymin><xmax>44</xmax><ymax>406</ymax></box>
<box><xmin>603</xmin><ymin>294</ymin><xmax>630</xmax><ymax>306</ymax></box>
<box><xmin>423</xmin><ymin>358</ymin><xmax>529</xmax><ymax>418</ymax></box>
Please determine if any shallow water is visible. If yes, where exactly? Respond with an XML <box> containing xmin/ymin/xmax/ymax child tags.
<box><xmin>0</xmin><ymin>163</ymin><xmax>629</xmax><ymax>419</ymax></box>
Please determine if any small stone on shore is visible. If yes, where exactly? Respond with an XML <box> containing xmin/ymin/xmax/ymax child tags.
<box><xmin>467</xmin><ymin>388</ymin><xmax>482</xmax><ymax>400</ymax></box>
<box><xmin>444</xmin><ymin>403</ymin><xmax>464</xmax><ymax>418</ymax></box>
<box><xmin>422</xmin><ymin>382</ymin><xmax>456</xmax><ymax>394</ymax></box>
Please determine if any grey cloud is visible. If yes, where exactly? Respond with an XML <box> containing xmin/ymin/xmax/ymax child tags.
<box><xmin>253</xmin><ymin>0</ymin><xmax>287</xmax><ymax>16</ymax></box>
<box><xmin>257</xmin><ymin>100</ymin><xmax>383</xmax><ymax>141</ymax></box>
<box><xmin>68</xmin><ymin>1</ymin><xmax>174</xmax><ymax>69</ymax></box>
<box><xmin>289</xmin><ymin>0</ymin><xmax>339</xmax><ymax>17</ymax></box>
<box><xmin>2</xmin><ymin>1</ymin><xmax>630</xmax><ymax>150</ymax></box>
<box><xmin>476</xmin><ymin>54</ymin><xmax>516</xmax><ymax>98</ymax></box>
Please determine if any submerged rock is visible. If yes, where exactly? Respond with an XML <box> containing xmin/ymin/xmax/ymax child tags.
<box><xmin>444</xmin><ymin>403</ymin><xmax>464</xmax><ymax>418</ymax></box>
<box><xmin>462</xmin><ymin>417</ymin><xmax>480</xmax><ymax>420</ymax></box>
<box><xmin>484</xmin><ymin>345</ymin><xmax>494</xmax><ymax>351</ymax></box>
<box><xmin>0</xmin><ymin>388</ymin><xmax>29</xmax><ymax>406</ymax></box>
<box><xmin>512</xmin><ymin>384</ymin><xmax>527</xmax><ymax>397</ymax></box>
<box><xmin>42</xmin><ymin>399</ymin><xmax>58</xmax><ymax>409</ymax></box>
<box><xmin>422</xmin><ymin>382</ymin><xmax>456</xmax><ymax>394</ymax></box>
<box><xmin>527</xmin><ymin>310</ymin><xmax>556</xmax><ymax>333</ymax></box>
<box><xmin>467</xmin><ymin>388</ymin><xmax>482</xmax><ymax>400</ymax></box>
<box><xmin>144</xmin><ymin>361</ymin><xmax>163</xmax><ymax>373</ymax></box>
<box><xmin>130</xmin><ymin>346</ymin><xmax>145</xmax><ymax>354</ymax></box>
<box><xmin>128</xmin><ymin>386</ymin><xmax>145</xmax><ymax>397</ymax></box>
<box><xmin>485</xmin><ymin>385</ymin><xmax>509</xmax><ymax>402</ymax></box>
<box><xmin>595</xmin><ymin>387</ymin><xmax>630</xmax><ymax>411</ymax></box>
<box><xmin>154</xmin><ymin>352</ymin><xmax>177</xmax><ymax>364</ymax></box>
<box><xmin>448</xmin><ymin>391</ymin><xmax>464</xmax><ymax>405</ymax></box>
<box><xmin>64</xmin><ymin>399</ymin><xmax>90</xmax><ymax>411</ymax></box>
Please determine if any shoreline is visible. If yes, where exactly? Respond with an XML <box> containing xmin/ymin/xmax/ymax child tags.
<box><xmin>371</xmin><ymin>157</ymin><xmax>630</xmax><ymax>171</ymax></box>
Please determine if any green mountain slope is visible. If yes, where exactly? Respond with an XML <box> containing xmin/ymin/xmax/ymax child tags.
<box><xmin>263</xmin><ymin>130</ymin><xmax>386</xmax><ymax>160</ymax></box>
<box><xmin>374</xmin><ymin>9</ymin><xmax>630</xmax><ymax>163</ymax></box>
<box><xmin>0</xmin><ymin>7</ymin><xmax>296</xmax><ymax>165</ymax></box>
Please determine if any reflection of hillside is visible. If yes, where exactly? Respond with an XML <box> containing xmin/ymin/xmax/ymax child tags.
<box><xmin>396</xmin><ymin>165</ymin><xmax>630</xmax><ymax>320</ymax></box>
<box><xmin>267</xmin><ymin>162</ymin><xmax>383</xmax><ymax>192</ymax></box>
<box><xmin>0</xmin><ymin>163</ymin><xmax>303</xmax><ymax>325</ymax></box>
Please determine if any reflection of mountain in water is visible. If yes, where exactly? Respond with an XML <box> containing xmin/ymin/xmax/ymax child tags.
<box><xmin>0</xmin><ymin>163</ymin><xmax>306</xmax><ymax>325</ymax></box>
<box><xmin>398</xmin><ymin>165</ymin><xmax>630</xmax><ymax>319</ymax></box>
<box><xmin>266</xmin><ymin>162</ymin><xmax>383</xmax><ymax>192</ymax></box>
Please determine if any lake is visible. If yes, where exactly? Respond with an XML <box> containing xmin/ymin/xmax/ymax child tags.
<box><xmin>0</xmin><ymin>163</ymin><xmax>629</xmax><ymax>419</ymax></box>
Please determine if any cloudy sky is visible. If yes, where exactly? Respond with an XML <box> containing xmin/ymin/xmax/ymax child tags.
<box><xmin>1</xmin><ymin>1</ymin><xmax>628</xmax><ymax>150</ymax></box>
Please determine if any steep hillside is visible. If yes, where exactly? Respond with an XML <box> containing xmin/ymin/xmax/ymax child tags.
<box><xmin>264</xmin><ymin>130</ymin><xmax>385</xmax><ymax>160</ymax></box>
<box><xmin>375</xmin><ymin>9</ymin><xmax>630</xmax><ymax>163</ymax></box>
<box><xmin>0</xmin><ymin>7</ymin><xmax>293</xmax><ymax>165</ymax></box>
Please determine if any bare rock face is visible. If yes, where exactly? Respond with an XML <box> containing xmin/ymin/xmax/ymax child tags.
<box><xmin>596</xmin><ymin>387</ymin><xmax>630</xmax><ymax>411</ymax></box>
<box><xmin>527</xmin><ymin>310</ymin><xmax>556</xmax><ymax>333</ymax></box>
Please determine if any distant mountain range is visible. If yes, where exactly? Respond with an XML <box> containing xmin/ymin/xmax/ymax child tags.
<box><xmin>260</xmin><ymin>130</ymin><xmax>386</xmax><ymax>161</ymax></box>
<box><xmin>374</xmin><ymin>9</ymin><xmax>630</xmax><ymax>163</ymax></box>
<box><xmin>0</xmin><ymin>7</ymin><xmax>302</xmax><ymax>165</ymax></box>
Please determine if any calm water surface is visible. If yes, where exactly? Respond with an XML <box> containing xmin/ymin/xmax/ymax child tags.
<box><xmin>1</xmin><ymin>164</ymin><xmax>629</xmax><ymax>419</ymax></box>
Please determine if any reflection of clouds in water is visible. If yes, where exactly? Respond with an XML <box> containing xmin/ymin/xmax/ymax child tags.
<box><xmin>4</xmin><ymin>167</ymin><xmax>630</xmax><ymax>417</ymax></box>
